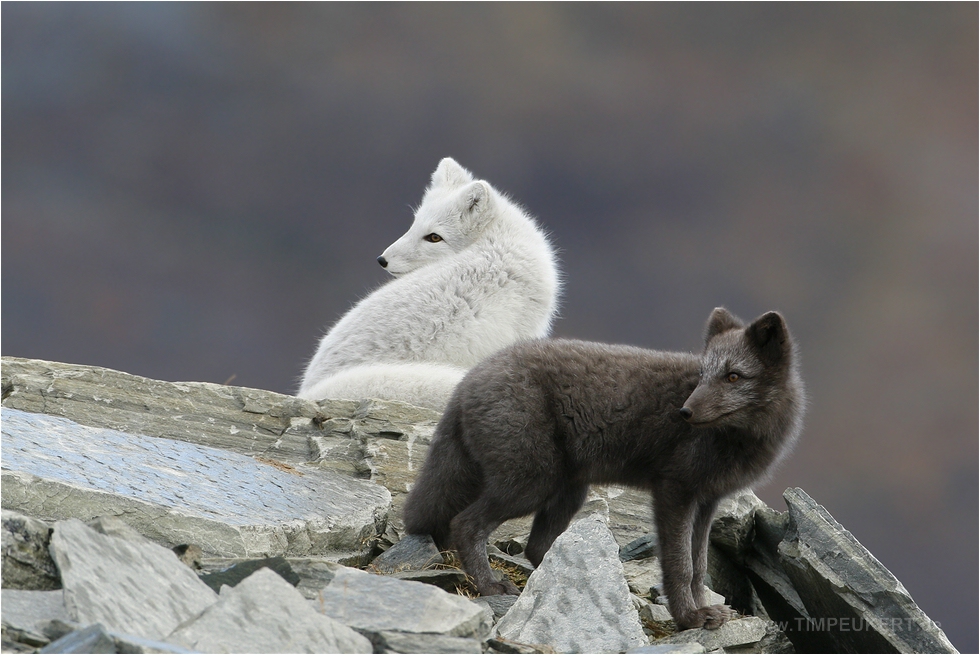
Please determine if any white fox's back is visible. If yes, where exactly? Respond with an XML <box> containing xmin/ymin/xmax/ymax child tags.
<box><xmin>298</xmin><ymin>158</ymin><xmax>560</xmax><ymax>408</ymax></box>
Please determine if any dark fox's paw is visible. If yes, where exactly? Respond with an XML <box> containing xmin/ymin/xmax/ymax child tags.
<box><xmin>696</xmin><ymin>604</ymin><xmax>737</xmax><ymax>630</ymax></box>
<box><xmin>676</xmin><ymin>604</ymin><xmax>736</xmax><ymax>630</ymax></box>
<box><xmin>479</xmin><ymin>578</ymin><xmax>521</xmax><ymax>596</ymax></box>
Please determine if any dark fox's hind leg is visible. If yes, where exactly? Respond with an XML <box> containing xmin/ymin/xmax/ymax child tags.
<box><xmin>450</xmin><ymin>494</ymin><xmax>521</xmax><ymax>595</ymax></box>
<box><xmin>403</xmin><ymin>407</ymin><xmax>481</xmax><ymax>551</ymax></box>
<box><xmin>523</xmin><ymin>483</ymin><xmax>589</xmax><ymax>567</ymax></box>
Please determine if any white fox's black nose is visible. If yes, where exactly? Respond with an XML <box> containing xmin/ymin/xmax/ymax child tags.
<box><xmin>377</xmin><ymin>256</ymin><xmax>388</xmax><ymax>268</ymax></box>
<box><xmin>679</xmin><ymin>407</ymin><xmax>693</xmax><ymax>420</ymax></box>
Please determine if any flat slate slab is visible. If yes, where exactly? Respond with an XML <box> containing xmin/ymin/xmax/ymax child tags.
<box><xmin>1</xmin><ymin>408</ymin><xmax>390</xmax><ymax>558</ymax></box>
<box><xmin>495</xmin><ymin>515</ymin><xmax>647</xmax><ymax>654</ymax></box>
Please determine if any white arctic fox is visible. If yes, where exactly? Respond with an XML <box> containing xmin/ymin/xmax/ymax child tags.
<box><xmin>298</xmin><ymin>158</ymin><xmax>561</xmax><ymax>411</ymax></box>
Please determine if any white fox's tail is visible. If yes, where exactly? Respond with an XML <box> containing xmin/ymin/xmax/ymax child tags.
<box><xmin>296</xmin><ymin>363</ymin><xmax>466</xmax><ymax>412</ymax></box>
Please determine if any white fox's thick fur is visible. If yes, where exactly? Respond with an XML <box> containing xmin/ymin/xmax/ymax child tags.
<box><xmin>298</xmin><ymin>158</ymin><xmax>561</xmax><ymax>411</ymax></box>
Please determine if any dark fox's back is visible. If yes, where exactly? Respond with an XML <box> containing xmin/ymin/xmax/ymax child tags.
<box><xmin>455</xmin><ymin>338</ymin><xmax>702</xmax><ymax>484</ymax></box>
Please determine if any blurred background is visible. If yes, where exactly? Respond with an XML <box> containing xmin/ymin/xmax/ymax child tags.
<box><xmin>2</xmin><ymin>4</ymin><xmax>976</xmax><ymax>650</ymax></box>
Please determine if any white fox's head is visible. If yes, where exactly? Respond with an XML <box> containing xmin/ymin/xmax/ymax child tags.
<box><xmin>378</xmin><ymin>158</ymin><xmax>496</xmax><ymax>277</ymax></box>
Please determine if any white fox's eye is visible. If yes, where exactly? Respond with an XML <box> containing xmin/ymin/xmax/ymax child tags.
<box><xmin>726</xmin><ymin>372</ymin><xmax>740</xmax><ymax>383</ymax></box>
<box><xmin>423</xmin><ymin>233</ymin><xmax>443</xmax><ymax>243</ymax></box>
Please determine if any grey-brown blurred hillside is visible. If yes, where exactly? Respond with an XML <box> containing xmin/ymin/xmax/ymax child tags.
<box><xmin>2</xmin><ymin>4</ymin><xmax>976</xmax><ymax>650</ymax></box>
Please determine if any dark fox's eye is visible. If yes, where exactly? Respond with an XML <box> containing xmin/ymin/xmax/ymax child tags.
<box><xmin>726</xmin><ymin>373</ymin><xmax>740</xmax><ymax>383</ymax></box>
<box><xmin>423</xmin><ymin>233</ymin><xmax>443</xmax><ymax>243</ymax></box>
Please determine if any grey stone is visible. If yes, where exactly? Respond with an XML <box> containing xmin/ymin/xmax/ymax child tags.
<box><xmin>372</xmin><ymin>630</ymin><xmax>484</xmax><ymax>654</ymax></box>
<box><xmin>1</xmin><ymin>589</ymin><xmax>73</xmax><ymax>648</ymax></box>
<box><xmin>495</xmin><ymin>515</ymin><xmax>647</xmax><ymax>654</ymax></box>
<box><xmin>167</xmin><ymin>567</ymin><xmax>371</xmax><ymax>653</ymax></box>
<box><xmin>49</xmin><ymin>518</ymin><xmax>218</xmax><ymax>641</ymax></box>
<box><xmin>494</xmin><ymin>534</ymin><xmax>528</xmax><ymax>556</ymax></box>
<box><xmin>627</xmin><ymin>645</ymin><xmax>706</xmax><ymax>654</ymax></box>
<box><xmin>171</xmin><ymin>544</ymin><xmax>203</xmax><ymax>570</ymax></box>
<box><xmin>472</xmin><ymin>594</ymin><xmax>519</xmax><ymax>621</ymax></box>
<box><xmin>655</xmin><ymin>586</ymin><xmax>725</xmax><ymax>608</ymax></box>
<box><xmin>368</xmin><ymin>533</ymin><xmax>444</xmax><ymax>574</ymax></box>
<box><xmin>285</xmin><ymin>558</ymin><xmax>344</xmax><ymax>600</ymax></box>
<box><xmin>653</xmin><ymin>616</ymin><xmax>768</xmax><ymax>651</ymax></box>
<box><xmin>310</xmin><ymin>401</ymin><xmax>439</xmax><ymax>536</ymax></box>
<box><xmin>486</xmin><ymin>545</ymin><xmax>536</xmax><ymax>578</ymax></box>
<box><xmin>39</xmin><ymin>623</ymin><xmax>116</xmax><ymax>654</ymax></box>
<box><xmin>314</xmin><ymin>565</ymin><xmax>491</xmax><ymax>639</ymax></box>
<box><xmin>620</xmin><ymin>532</ymin><xmax>658</xmax><ymax>562</ymax></box>
<box><xmin>201</xmin><ymin>556</ymin><xmax>345</xmax><ymax>600</ymax></box>
<box><xmin>710</xmin><ymin>491</ymin><xmax>767</xmax><ymax>559</ymax></box>
<box><xmin>1</xmin><ymin>356</ymin><xmax>356</xmax><ymax>464</ymax></box>
<box><xmin>389</xmin><ymin>567</ymin><xmax>469</xmax><ymax>592</ymax></box>
<box><xmin>776</xmin><ymin>487</ymin><xmax>958</xmax><ymax>654</ymax></box>
<box><xmin>2</xmin><ymin>407</ymin><xmax>391</xmax><ymax>558</ymax></box>
<box><xmin>486</xmin><ymin>637</ymin><xmax>557</xmax><ymax>654</ymax></box>
<box><xmin>85</xmin><ymin>516</ymin><xmax>149</xmax><ymax>543</ymax></box>
<box><xmin>623</xmin><ymin>557</ymin><xmax>664</xmax><ymax>596</ymax></box>
<box><xmin>1</xmin><ymin>510</ymin><xmax>59</xmax><ymax>590</ymax></box>
<box><xmin>638</xmin><ymin>600</ymin><xmax>674</xmax><ymax>624</ymax></box>
<box><xmin>198</xmin><ymin>556</ymin><xmax>300</xmax><ymax>592</ymax></box>
<box><xmin>36</xmin><ymin>624</ymin><xmax>196</xmax><ymax>655</ymax></box>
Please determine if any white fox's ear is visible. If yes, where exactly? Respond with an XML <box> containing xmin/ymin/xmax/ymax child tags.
<box><xmin>704</xmin><ymin>307</ymin><xmax>742</xmax><ymax>344</ymax></box>
<box><xmin>431</xmin><ymin>158</ymin><xmax>474</xmax><ymax>189</ymax></box>
<box><xmin>747</xmin><ymin>311</ymin><xmax>789</xmax><ymax>364</ymax></box>
<box><xmin>460</xmin><ymin>181</ymin><xmax>493</xmax><ymax>226</ymax></box>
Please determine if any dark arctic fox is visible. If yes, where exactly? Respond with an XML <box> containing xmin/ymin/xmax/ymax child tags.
<box><xmin>403</xmin><ymin>308</ymin><xmax>804</xmax><ymax>630</ymax></box>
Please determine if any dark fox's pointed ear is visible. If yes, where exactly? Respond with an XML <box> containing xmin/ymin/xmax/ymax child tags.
<box><xmin>704</xmin><ymin>307</ymin><xmax>743</xmax><ymax>344</ymax></box>
<box><xmin>747</xmin><ymin>311</ymin><xmax>789</xmax><ymax>364</ymax></box>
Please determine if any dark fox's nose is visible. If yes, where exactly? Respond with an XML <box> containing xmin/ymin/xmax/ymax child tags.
<box><xmin>377</xmin><ymin>256</ymin><xmax>388</xmax><ymax>268</ymax></box>
<box><xmin>678</xmin><ymin>407</ymin><xmax>693</xmax><ymax>420</ymax></box>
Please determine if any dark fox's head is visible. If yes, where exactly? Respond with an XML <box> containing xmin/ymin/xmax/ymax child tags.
<box><xmin>680</xmin><ymin>308</ymin><xmax>804</xmax><ymax>435</ymax></box>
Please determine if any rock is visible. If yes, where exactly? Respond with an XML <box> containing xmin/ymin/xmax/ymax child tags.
<box><xmin>710</xmin><ymin>491</ymin><xmax>767</xmax><ymax>559</ymax></box>
<box><xmin>0</xmin><ymin>356</ymin><xmax>354</xmax><ymax>464</ymax></box>
<box><xmin>167</xmin><ymin>567</ymin><xmax>371</xmax><ymax>653</ymax></box>
<box><xmin>38</xmin><ymin>623</ymin><xmax>116</xmax><ymax>654</ymax></box>
<box><xmin>623</xmin><ymin>557</ymin><xmax>664</xmax><ymax>596</ymax></box>
<box><xmin>198</xmin><ymin>556</ymin><xmax>300</xmax><ymax>592</ymax></box>
<box><xmin>627</xmin><ymin>645</ymin><xmax>705</xmax><ymax>654</ymax></box>
<box><xmin>486</xmin><ymin>637</ymin><xmax>557</xmax><ymax>654</ymax></box>
<box><xmin>472</xmin><ymin>594</ymin><xmax>519</xmax><ymax>622</ymax></box>
<box><xmin>654</xmin><ymin>585</ymin><xmax>725</xmax><ymax>608</ymax></box>
<box><xmin>171</xmin><ymin>544</ymin><xmax>203</xmax><ymax>570</ymax></box>
<box><xmin>37</xmin><ymin>623</ymin><xmax>195</xmax><ymax>654</ymax></box>
<box><xmin>1</xmin><ymin>510</ymin><xmax>59</xmax><ymax>590</ymax></box>
<box><xmin>368</xmin><ymin>533</ymin><xmax>444</xmax><ymax>574</ymax></box>
<box><xmin>653</xmin><ymin>616</ymin><xmax>768</xmax><ymax>651</ymax></box>
<box><xmin>284</xmin><ymin>558</ymin><xmax>344</xmax><ymax>600</ymax></box>
<box><xmin>620</xmin><ymin>532</ymin><xmax>658</xmax><ymax>562</ymax></box>
<box><xmin>638</xmin><ymin>600</ymin><xmax>673</xmax><ymax>624</ymax></box>
<box><xmin>494</xmin><ymin>534</ymin><xmax>528</xmax><ymax>556</ymax></box>
<box><xmin>495</xmin><ymin>515</ymin><xmax>647</xmax><ymax>654</ymax></box>
<box><xmin>314</xmin><ymin>565</ymin><xmax>491</xmax><ymax>640</ymax></box>
<box><xmin>777</xmin><ymin>487</ymin><xmax>957</xmax><ymax>654</ymax></box>
<box><xmin>389</xmin><ymin>567</ymin><xmax>469</xmax><ymax>592</ymax></box>
<box><xmin>2</xmin><ymin>407</ymin><xmax>391</xmax><ymax>558</ymax></box>
<box><xmin>1</xmin><ymin>589</ymin><xmax>73</xmax><ymax>647</ymax></box>
<box><xmin>486</xmin><ymin>544</ymin><xmax>536</xmax><ymax>577</ymax></box>
<box><xmin>49</xmin><ymin>518</ymin><xmax>218</xmax><ymax>641</ymax></box>
<box><xmin>370</xmin><ymin>630</ymin><xmax>484</xmax><ymax>654</ymax></box>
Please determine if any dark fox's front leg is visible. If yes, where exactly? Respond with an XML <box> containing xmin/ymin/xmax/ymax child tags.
<box><xmin>690</xmin><ymin>497</ymin><xmax>735</xmax><ymax>627</ymax></box>
<box><xmin>654</xmin><ymin>489</ymin><xmax>734</xmax><ymax>630</ymax></box>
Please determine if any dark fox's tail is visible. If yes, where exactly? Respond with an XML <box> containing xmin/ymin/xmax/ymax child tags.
<box><xmin>403</xmin><ymin>400</ymin><xmax>482</xmax><ymax>550</ymax></box>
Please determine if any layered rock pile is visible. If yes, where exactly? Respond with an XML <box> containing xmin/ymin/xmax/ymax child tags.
<box><xmin>1</xmin><ymin>357</ymin><xmax>957</xmax><ymax>654</ymax></box>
